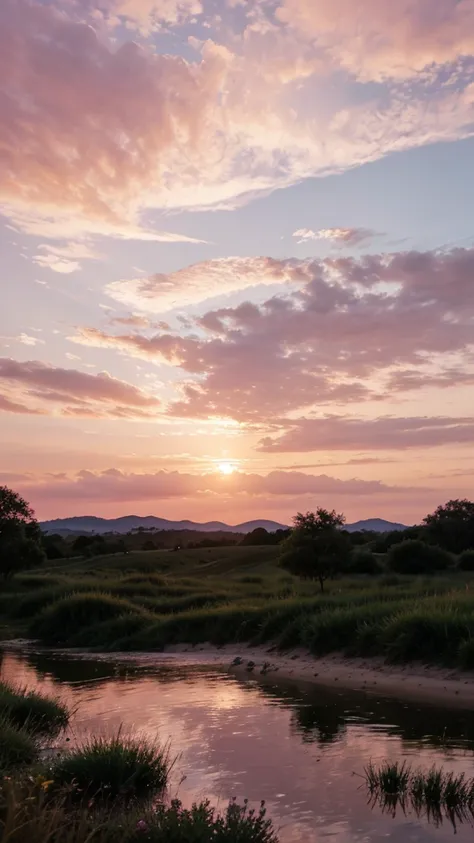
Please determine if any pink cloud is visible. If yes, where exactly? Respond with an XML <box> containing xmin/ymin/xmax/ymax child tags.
<box><xmin>293</xmin><ymin>227</ymin><xmax>378</xmax><ymax>246</ymax></box>
<box><xmin>105</xmin><ymin>257</ymin><xmax>305</xmax><ymax>312</ymax></box>
<box><xmin>276</xmin><ymin>0</ymin><xmax>474</xmax><ymax>81</ymax></box>
<box><xmin>258</xmin><ymin>416</ymin><xmax>474</xmax><ymax>453</ymax></box>
<box><xmin>1</xmin><ymin>0</ymin><xmax>474</xmax><ymax>238</ymax></box>
<box><xmin>17</xmin><ymin>467</ymin><xmax>414</xmax><ymax>507</ymax></box>
<box><xmin>73</xmin><ymin>247</ymin><xmax>474</xmax><ymax>422</ymax></box>
<box><xmin>0</xmin><ymin>357</ymin><xmax>160</xmax><ymax>418</ymax></box>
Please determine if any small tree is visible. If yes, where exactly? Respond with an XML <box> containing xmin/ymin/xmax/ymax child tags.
<box><xmin>0</xmin><ymin>486</ymin><xmax>45</xmax><ymax>579</ymax></box>
<box><xmin>424</xmin><ymin>499</ymin><xmax>474</xmax><ymax>554</ymax></box>
<box><xmin>280</xmin><ymin>509</ymin><xmax>350</xmax><ymax>592</ymax></box>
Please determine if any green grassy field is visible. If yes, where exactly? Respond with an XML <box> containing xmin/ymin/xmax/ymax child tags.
<box><xmin>2</xmin><ymin>545</ymin><xmax>474</xmax><ymax>669</ymax></box>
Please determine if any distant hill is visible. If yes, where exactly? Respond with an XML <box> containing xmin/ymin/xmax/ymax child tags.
<box><xmin>40</xmin><ymin>515</ymin><xmax>288</xmax><ymax>536</ymax></box>
<box><xmin>344</xmin><ymin>518</ymin><xmax>408</xmax><ymax>533</ymax></box>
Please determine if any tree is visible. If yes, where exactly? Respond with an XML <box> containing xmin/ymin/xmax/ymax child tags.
<box><xmin>0</xmin><ymin>486</ymin><xmax>45</xmax><ymax>579</ymax></box>
<box><xmin>240</xmin><ymin>528</ymin><xmax>271</xmax><ymax>546</ymax></box>
<box><xmin>424</xmin><ymin>499</ymin><xmax>474</xmax><ymax>554</ymax></box>
<box><xmin>279</xmin><ymin>509</ymin><xmax>350</xmax><ymax>592</ymax></box>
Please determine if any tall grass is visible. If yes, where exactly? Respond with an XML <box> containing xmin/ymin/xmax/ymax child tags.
<box><xmin>51</xmin><ymin>733</ymin><xmax>171</xmax><ymax>801</ymax></box>
<box><xmin>0</xmin><ymin>682</ymin><xmax>69</xmax><ymax>734</ymax></box>
<box><xmin>0</xmin><ymin>779</ymin><xmax>279</xmax><ymax>842</ymax></box>
<box><xmin>0</xmin><ymin>717</ymin><xmax>37</xmax><ymax>772</ymax></box>
<box><xmin>364</xmin><ymin>761</ymin><xmax>474</xmax><ymax>813</ymax></box>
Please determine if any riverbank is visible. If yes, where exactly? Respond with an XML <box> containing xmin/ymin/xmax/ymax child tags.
<box><xmin>163</xmin><ymin>644</ymin><xmax>474</xmax><ymax>708</ymax></box>
<box><xmin>7</xmin><ymin>639</ymin><xmax>474</xmax><ymax>709</ymax></box>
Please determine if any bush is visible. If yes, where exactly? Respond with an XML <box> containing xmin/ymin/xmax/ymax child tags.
<box><xmin>0</xmin><ymin>717</ymin><xmax>37</xmax><ymax>771</ymax></box>
<box><xmin>0</xmin><ymin>783</ymin><xmax>279</xmax><ymax>843</ymax></box>
<box><xmin>30</xmin><ymin>593</ymin><xmax>139</xmax><ymax>645</ymax></box>
<box><xmin>51</xmin><ymin>734</ymin><xmax>170</xmax><ymax>801</ymax></box>
<box><xmin>388</xmin><ymin>541</ymin><xmax>451</xmax><ymax>574</ymax></box>
<box><xmin>348</xmin><ymin>550</ymin><xmax>383</xmax><ymax>576</ymax></box>
<box><xmin>382</xmin><ymin>610</ymin><xmax>472</xmax><ymax>664</ymax></box>
<box><xmin>457</xmin><ymin>550</ymin><xmax>474</xmax><ymax>571</ymax></box>
<box><xmin>0</xmin><ymin>682</ymin><xmax>69</xmax><ymax>734</ymax></box>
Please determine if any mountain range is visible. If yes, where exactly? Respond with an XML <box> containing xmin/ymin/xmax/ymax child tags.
<box><xmin>40</xmin><ymin>515</ymin><xmax>408</xmax><ymax>535</ymax></box>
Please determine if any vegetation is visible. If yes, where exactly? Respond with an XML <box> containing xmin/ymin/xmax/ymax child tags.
<box><xmin>424</xmin><ymin>499</ymin><xmax>474</xmax><ymax>554</ymax></box>
<box><xmin>0</xmin><ymin>486</ymin><xmax>45</xmax><ymax>579</ymax></box>
<box><xmin>52</xmin><ymin>734</ymin><xmax>171</xmax><ymax>802</ymax></box>
<box><xmin>387</xmin><ymin>540</ymin><xmax>451</xmax><ymax>574</ymax></box>
<box><xmin>0</xmin><ymin>682</ymin><xmax>69</xmax><ymax>734</ymax></box>
<box><xmin>0</xmin><ymin>717</ymin><xmax>37</xmax><ymax>772</ymax></box>
<box><xmin>365</xmin><ymin>761</ymin><xmax>474</xmax><ymax>815</ymax></box>
<box><xmin>280</xmin><ymin>509</ymin><xmax>350</xmax><ymax>591</ymax></box>
<box><xmin>0</xmin><ymin>781</ymin><xmax>278</xmax><ymax>843</ymax></box>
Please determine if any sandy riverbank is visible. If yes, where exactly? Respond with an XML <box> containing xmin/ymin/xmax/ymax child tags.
<box><xmin>169</xmin><ymin>644</ymin><xmax>474</xmax><ymax>708</ymax></box>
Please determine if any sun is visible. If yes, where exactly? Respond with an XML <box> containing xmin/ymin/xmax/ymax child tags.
<box><xmin>217</xmin><ymin>462</ymin><xmax>236</xmax><ymax>475</ymax></box>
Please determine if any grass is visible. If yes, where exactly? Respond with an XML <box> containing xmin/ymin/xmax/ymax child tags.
<box><xmin>0</xmin><ymin>717</ymin><xmax>37</xmax><ymax>772</ymax></box>
<box><xmin>0</xmin><ymin>780</ymin><xmax>279</xmax><ymax>843</ymax></box>
<box><xmin>364</xmin><ymin>761</ymin><xmax>474</xmax><ymax>813</ymax></box>
<box><xmin>0</xmin><ymin>682</ymin><xmax>69</xmax><ymax>735</ymax></box>
<box><xmin>51</xmin><ymin>733</ymin><xmax>171</xmax><ymax>801</ymax></box>
<box><xmin>2</xmin><ymin>545</ymin><xmax>474</xmax><ymax>669</ymax></box>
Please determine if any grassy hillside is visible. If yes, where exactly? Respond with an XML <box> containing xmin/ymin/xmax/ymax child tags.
<box><xmin>2</xmin><ymin>546</ymin><xmax>474</xmax><ymax>669</ymax></box>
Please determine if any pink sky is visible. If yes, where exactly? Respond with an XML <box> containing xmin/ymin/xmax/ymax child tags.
<box><xmin>2</xmin><ymin>0</ymin><xmax>474</xmax><ymax>525</ymax></box>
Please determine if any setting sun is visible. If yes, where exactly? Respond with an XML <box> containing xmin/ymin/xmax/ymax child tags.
<box><xmin>217</xmin><ymin>462</ymin><xmax>236</xmax><ymax>475</ymax></box>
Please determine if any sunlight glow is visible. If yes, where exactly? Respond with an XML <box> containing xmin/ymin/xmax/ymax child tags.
<box><xmin>217</xmin><ymin>462</ymin><xmax>237</xmax><ymax>475</ymax></box>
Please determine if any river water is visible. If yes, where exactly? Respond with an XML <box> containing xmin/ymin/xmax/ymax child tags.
<box><xmin>1</xmin><ymin>648</ymin><xmax>474</xmax><ymax>842</ymax></box>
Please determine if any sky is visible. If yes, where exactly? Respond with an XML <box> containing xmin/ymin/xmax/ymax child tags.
<box><xmin>2</xmin><ymin>0</ymin><xmax>474</xmax><ymax>526</ymax></box>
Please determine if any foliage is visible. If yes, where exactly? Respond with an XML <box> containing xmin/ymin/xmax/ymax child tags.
<box><xmin>0</xmin><ymin>781</ymin><xmax>279</xmax><ymax>843</ymax></box>
<box><xmin>0</xmin><ymin>717</ymin><xmax>37</xmax><ymax>772</ymax></box>
<box><xmin>0</xmin><ymin>486</ymin><xmax>45</xmax><ymax>579</ymax></box>
<box><xmin>347</xmin><ymin>550</ymin><xmax>382</xmax><ymax>575</ymax></box>
<box><xmin>280</xmin><ymin>509</ymin><xmax>350</xmax><ymax>591</ymax></box>
<box><xmin>52</xmin><ymin>734</ymin><xmax>170</xmax><ymax>802</ymax></box>
<box><xmin>387</xmin><ymin>540</ymin><xmax>451</xmax><ymax>574</ymax></box>
<box><xmin>458</xmin><ymin>549</ymin><xmax>474</xmax><ymax>571</ymax></box>
<box><xmin>365</xmin><ymin>761</ymin><xmax>474</xmax><ymax>813</ymax></box>
<box><xmin>424</xmin><ymin>499</ymin><xmax>474</xmax><ymax>554</ymax></box>
<box><xmin>0</xmin><ymin>682</ymin><xmax>69</xmax><ymax>734</ymax></box>
<box><xmin>30</xmin><ymin>593</ymin><xmax>139</xmax><ymax>645</ymax></box>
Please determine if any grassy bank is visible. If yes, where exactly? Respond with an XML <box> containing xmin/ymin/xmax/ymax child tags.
<box><xmin>2</xmin><ymin>546</ymin><xmax>474</xmax><ymax>669</ymax></box>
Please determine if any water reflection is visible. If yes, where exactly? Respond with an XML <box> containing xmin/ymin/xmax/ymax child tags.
<box><xmin>2</xmin><ymin>647</ymin><xmax>474</xmax><ymax>842</ymax></box>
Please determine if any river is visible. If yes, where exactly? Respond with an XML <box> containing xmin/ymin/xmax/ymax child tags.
<box><xmin>1</xmin><ymin>647</ymin><xmax>474</xmax><ymax>841</ymax></box>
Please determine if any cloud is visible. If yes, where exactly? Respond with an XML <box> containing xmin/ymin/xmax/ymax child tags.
<box><xmin>105</xmin><ymin>257</ymin><xmax>307</xmax><ymax>312</ymax></box>
<box><xmin>1</xmin><ymin>0</ymin><xmax>474</xmax><ymax>238</ymax></box>
<box><xmin>32</xmin><ymin>241</ymin><xmax>102</xmax><ymax>274</ymax></box>
<box><xmin>293</xmin><ymin>227</ymin><xmax>377</xmax><ymax>246</ymax></box>
<box><xmin>276</xmin><ymin>0</ymin><xmax>474</xmax><ymax>81</ymax></box>
<box><xmin>73</xmin><ymin>247</ymin><xmax>474</xmax><ymax>422</ymax></box>
<box><xmin>0</xmin><ymin>357</ymin><xmax>160</xmax><ymax>418</ymax></box>
<box><xmin>102</xmin><ymin>0</ymin><xmax>203</xmax><ymax>34</ymax></box>
<box><xmin>0</xmin><ymin>394</ymin><xmax>44</xmax><ymax>415</ymax></box>
<box><xmin>18</xmin><ymin>466</ymin><xmax>412</xmax><ymax>505</ymax></box>
<box><xmin>258</xmin><ymin>415</ymin><xmax>474</xmax><ymax>453</ymax></box>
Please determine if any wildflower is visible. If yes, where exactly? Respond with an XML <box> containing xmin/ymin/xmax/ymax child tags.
<box><xmin>136</xmin><ymin>819</ymin><xmax>148</xmax><ymax>832</ymax></box>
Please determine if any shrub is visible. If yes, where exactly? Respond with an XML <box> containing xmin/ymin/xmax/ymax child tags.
<box><xmin>0</xmin><ymin>682</ymin><xmax>69</xmax><ymax>734</ymax></box>
<box><xmin>30</xmin><ymin>593</ymin><xmax>139</xmax><ymax>645</ymax></box>
<box><xmin>458</xmin><ymin>550</ymin><xmax>474</xmax><ymax>571</ymax></box>
<box><xmin>382</xmin><ymin>610</ymin><xmax>471</xmax><ymax>664</ymax></box>
<box><xmin>348</xmin><ymin>550</ymin><xmax>383</xmax><ymax>576</ymax></box>
<box><xmin>0</xmin><ymin>717</ymin><xmax>37</xmax><ymax>771</ymax></box>
<box><xmin>388</xmin><ymin>540</ymin><xmax>451</xmax><ymax>574</ymax></box>
<box><xmin>51</xmin><ymin>734</ymin><xmax>170</xmax><ymax>801</ymax></box>
<box><xmin>0</xmin><ymin>783</ymin><xmax>279</xmax><ymax>843</ymax></box>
